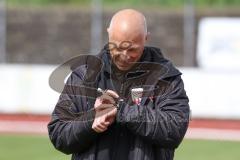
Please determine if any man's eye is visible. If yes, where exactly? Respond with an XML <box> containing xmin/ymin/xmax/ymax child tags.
<box><xmin>121</xmin><ymin>43</ymin><xmax>129</xmax><ymax>48</ymax></box>
<box><xmin>128</xmin><ymin>48</ymin><xmax>134</xmax><ymax>51</ymax></box>
<box><xmin>108</xmin><ymin>43</ymin><xmax>116</xmax><ymax>50</ymax></box>
<box><xmin>120</xmin><ymin>41</ymin><xmax>132</xmax><ymax>50</ymax></box>
<box><xmin>128</xmin><ymin>48</ymin><xmax>137</xmax><ymax>52</ymax></box>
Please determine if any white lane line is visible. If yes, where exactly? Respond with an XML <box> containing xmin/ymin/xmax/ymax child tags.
<box><xmin>0</xmin><ymin>120</ymin><xmax>48</xmax><ymax>134</ymax></box>
<box><xmin>186</xmin><ymin>128</ymin><xmax>240</xmax><ymax>141</ymax></box>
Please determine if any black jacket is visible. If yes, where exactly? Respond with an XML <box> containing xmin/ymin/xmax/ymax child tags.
<box><xmin>48</xmin><ymin>46</ymin><xmax>190</xmax><ymax>160</ymax></box>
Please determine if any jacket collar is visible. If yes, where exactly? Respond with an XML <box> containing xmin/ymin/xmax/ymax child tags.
<box><xmin>98</xmin><ymin>45</ymin><xmax>181</xmax><ymax>80</ymax></box>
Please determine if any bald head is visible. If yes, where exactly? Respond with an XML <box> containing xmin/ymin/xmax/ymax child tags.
<box><xmin>108</xmin><ymin>9</ymin><xmax>148</xmax><ymax>41</ymax></box>
<box><xmin>107</xmin><ymin>9</ymin><xmax>149</xmax><ymax>71</ymax></box>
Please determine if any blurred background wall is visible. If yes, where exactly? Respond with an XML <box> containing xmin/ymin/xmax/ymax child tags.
<box><xmin>5</xmin><ymin>0</ymin><xmax>240</xmax><ymax>66</ymax></box>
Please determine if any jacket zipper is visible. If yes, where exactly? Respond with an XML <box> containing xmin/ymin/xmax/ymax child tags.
<box><xmin>112</xmin><ymin>81</ymin><xmax>124</xmax><ymax>160</ymax></box>
<box><xmin>120</xmin><ymin>82</ymin><xmax>124</xmax><ymax>97</ymax></box>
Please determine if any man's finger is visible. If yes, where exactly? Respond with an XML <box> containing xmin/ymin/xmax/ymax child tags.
<box><xmin>97</xmin><ymin>123</ymin><xmax>107</xmax><ymax>130</ymax></box>
<box><xmin>101</xmin><ymin>120</ymin><xmax>110</xmax><ymax>126</ymax></box>
<box><xmin>94</xmin><ymin>126</ymin><xmax>105</xmax><ymax>133</ymax></box>
<box><xmin>93</xmin><ymin>127</ymin><xmax>101</xmax><ymax>133</ymax></box>
<box><xmin>106</xmin><ymin>108</ymin><xmax>117</xmax><ymax>118</ymax></box>
<box><xmin>95</xmin><ymin>103</ymin><xmax>114</xmax><ymax>110</ymax></box>
<box><xmin>100</xmin><ymin>94</ymin><xmax>116</xmax><ymax>104</ymax></box>
<box><xmin>93</xmin><ymin>119</ymin><xmax>108</xmax><ymax>132</ymax></box>
<box><xmin>105</xmin><ymin>90</ymin><xmax>119</xmax><ymax>99</ymax></box>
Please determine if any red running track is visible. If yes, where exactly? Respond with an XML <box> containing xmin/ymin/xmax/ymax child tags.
<box><xmin>0</xmin><ymin>114</ymin><xmax>240</xmax><ymax>141</ymax></box>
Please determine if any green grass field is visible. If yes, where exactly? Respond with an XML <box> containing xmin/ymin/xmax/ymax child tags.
<box><xmin>0</xmin><ymin>135</ymin><xmax>239</xmax><ymax>160</ymax></box>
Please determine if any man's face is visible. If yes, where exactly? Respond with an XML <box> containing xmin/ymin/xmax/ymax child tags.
<box><xmin>108</xmin><ymin>36</ymin><xmax>145</xmax><ymax>71</ymax></box>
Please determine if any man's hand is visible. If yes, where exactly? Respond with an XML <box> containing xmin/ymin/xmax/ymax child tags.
<box><xmin>92</xmin><ymin>90</ymin><xmax>119</xmax><ymax>133</ymax></box>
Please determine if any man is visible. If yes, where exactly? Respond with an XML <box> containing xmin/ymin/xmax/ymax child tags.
<box><xmin>48</xmin><ymin>9</ymin><xmax>190</xmax><ymax>160</ymax></box>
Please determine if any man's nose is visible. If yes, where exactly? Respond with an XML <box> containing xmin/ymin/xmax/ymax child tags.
<box><xmin>121</xmin><ymin>50</ymin><xmax>130</xmax><ymax>60</ymax></box>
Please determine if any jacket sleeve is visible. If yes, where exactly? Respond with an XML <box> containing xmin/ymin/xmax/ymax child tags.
<box><xmin>48</xmin><ymin>70</ymin><xmax>98</xmax><ymax>154</ymax></box>
<box><xmin>117</xmin><ymin>75</ymin><xmax>190</xmax><ymax>148</ymax></box>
